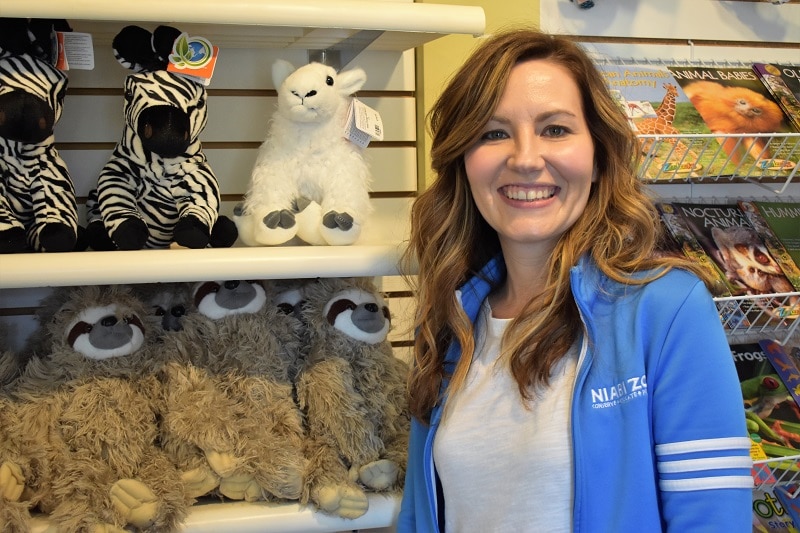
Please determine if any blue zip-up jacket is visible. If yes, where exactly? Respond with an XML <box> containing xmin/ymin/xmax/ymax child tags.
<box><xmin>398</xmin><ymin>255</ymin><xmax>752</xmax><ymax>532</ymax></box>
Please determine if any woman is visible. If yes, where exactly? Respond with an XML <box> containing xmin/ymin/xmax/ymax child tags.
<box><xmin>398</xmin><ymin>28</ymin><xmax>752</xmax><ymax>532</ymax></box>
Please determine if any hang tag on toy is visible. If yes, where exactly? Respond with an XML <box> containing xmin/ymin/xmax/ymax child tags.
<box><xmin>344</xmin><ymin>98</ymin><xmax>384</xmax><ymax>149</ymax></box>
<box><xmin>55</xmin><ymin>31</ymin><xmax>94</xmax><ymax>70</ymax></box>
<box><xmin>167</xmin><ymin>33</ymin><xmax>219</xmax><ymax>86</ymax></box>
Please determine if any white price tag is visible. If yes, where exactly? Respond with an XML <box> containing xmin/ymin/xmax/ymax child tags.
<box><xmin>344</xmin><ymin>98</ymin><xmax>384</xmax><ymax>149</ymax></box>
<box><xmin>56</xmin><ymin>32</ymin><xmax>95</xmax><ymax>70</ymax></box>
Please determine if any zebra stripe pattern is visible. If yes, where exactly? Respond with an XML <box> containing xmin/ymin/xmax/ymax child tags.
<box><xmin>0</xmin><ymin>52</ymin><xmax>78</xmax><ymax>252</ymax></box>
<box><xmin>96</xmin><ymin>70</ymin><xmax>221</xmax><ymax>249</ymax></box>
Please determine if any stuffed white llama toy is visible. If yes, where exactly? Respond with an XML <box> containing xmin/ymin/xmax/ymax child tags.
<box><xmin>235</xmin><ymin>60</ymin><xmax>372</xmax><ymax>246</ymax></box>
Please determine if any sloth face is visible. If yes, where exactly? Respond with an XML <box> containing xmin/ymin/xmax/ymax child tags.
<box><xmin>65</xmin><ymin>304</ymin><xmax>145</xmax><ymax>360</ymax></box>
<box><xmin>323</xmin><ymin>288</ymin><xmax>390</xmax><ymax>345</ymax></box>
<box><xmin>193</xmin><ymin>280</ymin><xmax>267</xmax><ymax>320</ymax></box>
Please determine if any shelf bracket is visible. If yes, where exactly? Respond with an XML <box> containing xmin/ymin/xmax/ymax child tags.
<box><xmin>308</xmin><ymin>29</ymin><xmax>383</xmax><ymax>69</ymax></box>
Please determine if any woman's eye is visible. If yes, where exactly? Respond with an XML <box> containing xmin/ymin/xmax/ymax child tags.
<box><xmin>544</xmin><ymin>125</ymin><xmax>568</xmax><ymax>137</ymax></box>
<box><xmin>480</xmin><ymin>130</ymin><xmax>508</xmax><ymax>141</ymax></box>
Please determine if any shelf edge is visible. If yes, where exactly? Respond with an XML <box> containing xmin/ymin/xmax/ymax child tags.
<box><xmin>2</xmin><ymin>0</ymin><xmax>486</xmax><ymax>38</ymax></box>
<box><xmin>0</xmin><ymin>245</ymin><xmax>408</xmax><ymax>289</ymax></box>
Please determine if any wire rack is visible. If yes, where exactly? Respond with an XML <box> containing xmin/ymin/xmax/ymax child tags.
<box><xmin>715</xmin><ymin>292</ymin><xmax>799</xmax><ymax>345</ymax></box>
<box><xmin>753</xmin><ymin>454</ymin><xmax>800</xmax><ymax>490</ymax></box>
<box><xmin>638</xmin><ymin>133</ymin><xmax>800</xmax><ymax>194</ymax></box>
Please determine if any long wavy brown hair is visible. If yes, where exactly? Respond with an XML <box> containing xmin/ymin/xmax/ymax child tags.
<box><xmin>401</xmin><ymin>27</ymin><xmax>714</xmax><ymax>423</ymax></box>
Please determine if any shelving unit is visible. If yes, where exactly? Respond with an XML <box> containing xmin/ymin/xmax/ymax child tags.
<box><xmin>0</xmin><ymin>2</ymin><xmax>481</xmax><ymax>531</ymax></box>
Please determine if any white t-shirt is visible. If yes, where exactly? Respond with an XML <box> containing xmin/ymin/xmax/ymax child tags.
<box><xmin>433</xmin><ymin>301</ymin><xmax>578</xmax><ymax>532</ymax></box>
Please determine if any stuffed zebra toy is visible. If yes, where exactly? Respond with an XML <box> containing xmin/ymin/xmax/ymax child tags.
<box><xmin>85</xmin><ymin>24</ymin><xmax>237</xmax><ymax>250</ymax></box>
<box><xmin>0</xmin><ymin>18</ymin><xmax>79</xmax><ymax>253</ymax></box>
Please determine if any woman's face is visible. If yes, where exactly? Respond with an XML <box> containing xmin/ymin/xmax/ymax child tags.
<box><xmin>464</xmin><ymin>59</ymin><xmax>596</xmax><ymax>258</ymax></box>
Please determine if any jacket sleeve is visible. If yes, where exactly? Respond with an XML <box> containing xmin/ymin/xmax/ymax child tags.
<box><xmin>397</xmin><ymin>416</ymin><xmax>428</xmax><ymax>532</ymax></box>
<box><xmin>649</xmin><ymin>279</ymin><xmax>753</xmax><ymax>533</ymax></box>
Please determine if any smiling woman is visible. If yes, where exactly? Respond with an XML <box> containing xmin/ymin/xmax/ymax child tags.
<box><xmin>398</xmin><ymin>27</ymin><xmax>753</xmax><ymax>533</ymax></box>
<box><xmin>464</xmin><ymin>59</ymin><xmax>596</xmax><ymax>294</ymax></box>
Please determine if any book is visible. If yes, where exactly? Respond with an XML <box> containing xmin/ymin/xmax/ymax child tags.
<box><xmin>739</xmin><ymin>200</ymin><xmax>800</xmax><ymax>292</ymax></box>
<box><xmin>667</xmin><ymin>65</ymin><xmax>798</xmax><ymax>178</ymax></box>
<box><xmin>753</xmin><ymin>63</ymin><xmax>800</xmax><ymax>133</ymax></box>
<box><xmin>654</xmin><ymin>201</ymin><xmax>734</xmax><ymax>297</ymax></box>
<box><xmin>749</xmin><ymin>201</ymin><xmax>800</xmax><ymax>269</ymax></box>
<box><xmin>761</xmin><ymin>339</ymin><xmax>800</xmax><ymax>410</ymax></box>
<box><xmin>732</xmin><ymin>342</ymin><xmax>800</xmax><ymax>460</ymax></box>
<box><xmin>734</xmin><ymin>341</ymin><xmax>800</xmax><ymax>532</ymax></box>
<box><xmin>597</xmin><ymin>63</ymin><xmax>739</xmax><ymax>179</ymax></box>
<box><xmin>671</xmin><ymin>201</ymin><xmax>798</xmax><ymax>320</ymax></box>
<box><xmin>756</xmin><ymin>339</ymin><xmax>800</xmax><ymax>532</ymax></box>
<box><xmin>671</xmin><ymin>201</ymin><xmax>797</xmax><ymax>296</ymax></box>
<box><xmin>752</xmin><ymin>485</ymin><xmax>800</xmax><ymax>533</ymax></box>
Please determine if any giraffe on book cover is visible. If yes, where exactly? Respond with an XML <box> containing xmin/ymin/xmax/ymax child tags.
<box><xmin>635</xmin><ymin>83</ymin><xmax>700</xmax><ymax>178</ymax></box>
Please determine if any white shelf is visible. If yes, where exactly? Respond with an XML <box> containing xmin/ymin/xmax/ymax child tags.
<box><xmin>30</xmin><ymin>494</ymin><xmax>401</xmax><ymax>533</ymax></box>
<box><xmin>2</xmin><ymin>0</ymin><xmax>486</xmax><ymax>51</ymax></box>
<box><xmin>0</xmin><ymin>244</ymin><xmax>408</xmax><ymax>289</ymax></box>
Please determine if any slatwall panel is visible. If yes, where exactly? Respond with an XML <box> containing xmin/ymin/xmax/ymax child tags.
<box><xmin>0</xmin><ymin>32</ymin><xmax>418</xmax><ymax>356</ymax></box>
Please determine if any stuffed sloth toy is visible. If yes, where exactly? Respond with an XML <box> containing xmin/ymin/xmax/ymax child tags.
<box><xmin>85</xmin><ymin>24</ymin><xmax>237</xmax><ymax>251</ymax></box>
<box><xmin>130</xmin><ymin>281</ymin><xmax>193</xmax><ymax>333</ymax></box>
<box><xmin>295</xmin><ymin>277</ymin><xmax>410</xmax><ymax>519</ymax></box>
<box><xmin>158</xmin><ymin>279</ymin><xmax>308</xmax><ymax>503</ymax></box>
<box><xmin>234</xmin><ymin>60</ymin><xmax>372</xmax><ymax>246</ymax></box>
<box><xmin>3</xmin><ymin>285</ymin><xmax>190</xmax><ymax>531</ymax></box>
<box><xmin>0</xmin><ymin>17</ymin><xmax>79</xmax><ymax>254</ymax></box>
<box><xmin>0</xmin><ymin>346</ymin><xmax>38</xmax><ymax>533</ymax></box>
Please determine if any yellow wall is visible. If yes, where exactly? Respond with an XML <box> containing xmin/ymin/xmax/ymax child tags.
<box><xmin>416</xmin><ymin>1</ymin><xmax>539</xmax><ymax>186</ymax></box>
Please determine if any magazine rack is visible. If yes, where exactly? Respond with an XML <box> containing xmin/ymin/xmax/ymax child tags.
<box><xmin>715</xmin><ymin>292</ymin><xmax>799</xmax><ymax>345</ymax></box>
<box><xmin>591</xmin><ymin>58</ymin><xmax>800</xmax><ymax>193</ymax></box>
<box><xmin>638</xmin><ymin>133</ymin><xmax>800</xmax><ymax>194</ymax></box>
<box><xmin>753</xmin><ymin>454</ymin><xmax>800</xmax><ymax>493</ymax></box>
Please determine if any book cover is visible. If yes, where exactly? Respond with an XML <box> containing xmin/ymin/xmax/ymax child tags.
<box><xmin>756</xmin><ymin>339</ymin><xmax>800</xmax><ymax>532</ymax></box>
<box><xmin>761</xmin><ymin>339</ymin><xmax>800</xmax><ymax>410</ymax></box>
<box><xmin>733</xmin><ymin>342</ymin><xmax>800</xmax><ymax>532</ymax></box>
<box><xmin>667</xmin><ymin>65</ymin><xmax>798</xmax><ymax>178</ymax></box>
<box><xmin>671</xmin><ymin>202</ymin><xmax>798</xmax><ymax>321</ymax></box>
<box><xmin>597</xmin><ymin>63</ymin><xmax>739</xmax><ymax>179</ymax></box>
<box><xmin>672</xmin><ymin>202</ymin><xmax>797</xmax><ymax>296</ymax></box>
<box><xmin>753</xmin><ymin>63</ymin><xmax>800</xmax><ymax>133</ymax></box>
<box><xmin>739</xmin><ymin>200</ymin><xmax>800</xmax><ymax>292</ymax></box>
<box><xmin>654</xmin><ymin>201</ymin><xmax>734</xmax><ymax>297</ymax></box>
<box><xmin>752</xmin><ymin>485</ymin><xmax>800</xmax><ymax>533</ymax></box>
<box><xmin>732</xmin><ymin>342</ymin><xmax>800</xmax><ymax>460</ymax></box>
<box><xmin>750</xmin><ymin>201</ymin><xmax>800</xmax><ymax>268</ymax></box>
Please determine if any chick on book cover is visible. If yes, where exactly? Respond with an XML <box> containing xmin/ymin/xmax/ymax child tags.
<box><xmin>597</xmin><ymin>63</ymin><xmax>738</xmax><ymax>179</ymax></box>
<box><xmin>753</xmin><ymin>63</ymin><xmax>800</xmax><ymax>133</ymax></box>
<box><xmin>667</xmin><ymin>65</ymin><xmax>798</xmax><ymax>177</ymax></box>
<box><xmin>672</xmin><ymin>202</ymin><xmax>799</xmax><ymax>320</ymax></box>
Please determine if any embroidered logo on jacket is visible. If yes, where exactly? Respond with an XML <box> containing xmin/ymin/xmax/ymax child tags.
<box><xmin>591</xmin><ymin>375</ymin><xmax>648</xmax><ymax>408</ymax></box>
